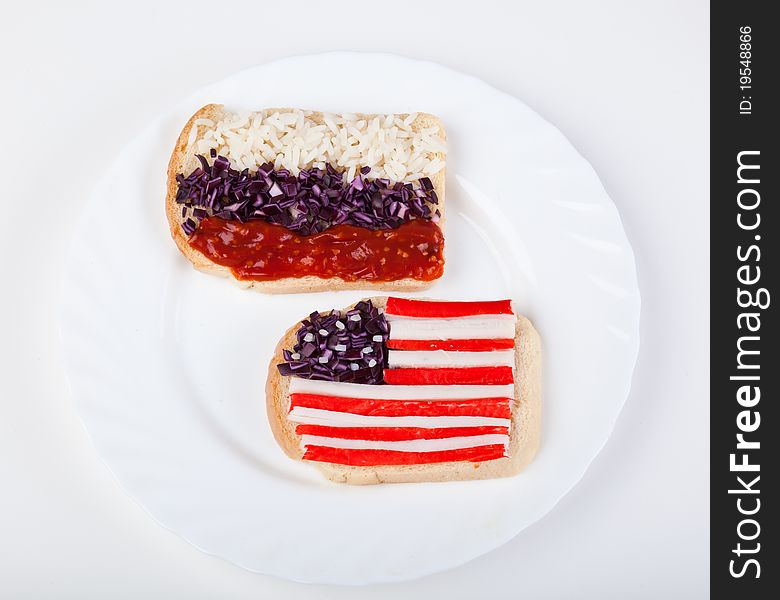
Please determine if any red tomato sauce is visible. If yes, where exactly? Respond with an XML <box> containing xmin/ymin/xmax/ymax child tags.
<box><xmin>188</xmin><ymin>217</ymin><xmax>444</xmax><ymax>282</ymax></box>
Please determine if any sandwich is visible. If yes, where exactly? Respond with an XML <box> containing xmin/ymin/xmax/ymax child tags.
<box><xmin>266</xmin><ymin>297</ymin><xmax>541</xmax><ymax>484</ymax></box>
<box><xmin>166</xmin><ymin>105</ymin><xmax>446</xmax><ymax>293</ymax></box>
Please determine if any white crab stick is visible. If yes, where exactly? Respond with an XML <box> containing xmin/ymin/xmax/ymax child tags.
<box><xmin>387</xmin><ymin>349</ymin><xmax>515</xmax><ymax>368</ymax></box>
<box><xmin>288</xmin><ymin>378</ymin><xmax>515</xmax><ymax>400</ymax></box>
<box><xmin>384</xmin><ymin>315</ymin><xmax>517</xmax><ymax>340</ymax></box>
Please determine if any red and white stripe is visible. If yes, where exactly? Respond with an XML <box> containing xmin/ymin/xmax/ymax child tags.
<box><xmin>289</xmin><ymin>298</ymin><xmax>516</xmax><ymax>466</ymax></box>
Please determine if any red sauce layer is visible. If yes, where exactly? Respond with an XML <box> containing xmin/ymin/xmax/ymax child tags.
<box><xmin>302</xmin><ymin>444</ymin><xmax>507</xmax><ymax>466</ymax></box>
<box><xmin>188</xmin><ymin>217</ymin><xmax>444</xmax><ymax>282</ymax></box>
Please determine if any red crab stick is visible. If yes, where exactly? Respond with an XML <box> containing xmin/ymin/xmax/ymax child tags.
<box><xmin>289</xmin><ymin>394</ymin><xmax>511</xmax><ymax>418</ymax></box>
<box><xmin>386</xmin><ymin>338</ymin><xmax>516</xmax><ymax>351</ymax></box>
<box><xmin>295</xmin><ymin>424</ymin><xmax>509</xmax><ymax>441</ymax></box>
<box><xmin>385</xmin><ymin>297</ymin><xmax>513</xmax><ymax>318</ymax></box>
<box><xmin>303</xmin><ymin>444</ymin><xmax>507</xmax><ymax>466</ymax></box>
<box><xmin>383</xmin><ymin>366</ymin><xmax>514</xmax><ymax>386</ymax></box>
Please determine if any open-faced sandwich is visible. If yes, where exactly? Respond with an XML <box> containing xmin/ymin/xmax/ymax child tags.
<box><xmin>267</xmin><ymin>297</ymin><xmax>541</xmax><ymax>484</ymax></box>
<box><xmin>166</xmin><ymin>105</ymin><xmax>446</xmax><ymax>293</ymax></box>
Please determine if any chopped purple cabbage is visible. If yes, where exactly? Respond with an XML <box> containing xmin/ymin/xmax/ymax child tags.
<box><xmin>276</xmin><ymin>300</ymin><xmax>388</xmax><ymax>384</ymax></box>
<box><xmin>176</xmin><ymin>154</ymin><xmax>438</xmax><ymax>236</ymax></box>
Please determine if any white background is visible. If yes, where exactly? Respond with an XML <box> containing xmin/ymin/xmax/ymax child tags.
<box><xmin>0</xmin><ymin>0</ymin><xmax>709</xmax><ymax>598</ymax></box>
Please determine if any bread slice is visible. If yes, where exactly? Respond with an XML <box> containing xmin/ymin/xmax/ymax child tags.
<box><xmin>165</xmin><ymin>104</ymin><xmax>446</xmax><ymax>294</ymax></box>
<box><xmin>265</xmin><ymin>297</ymin><xmax>541</xmax><ymax>484</ymax></box>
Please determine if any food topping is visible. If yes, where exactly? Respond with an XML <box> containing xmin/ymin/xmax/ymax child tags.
<box><xmin>300</xmin><ymin>434</ymin><xmax>508</xmax><ymax>453</ymax></box>
<box><xmin>294</xmin><ymin>425</ymin><xmax>509</xmax><ymax>441</ymax></box>
<box><xmin>381</xmin><ymin>366</ymin><xmax>514</xmax><ymax>386</ymax></box>
<box><xmin>278</xmin><ymin>298</ymin><xmax>518</xmax><ymax>467</ymax></box>
<box><xmin>188</xmin><ymin>217</ymin><xmax>444</xmax><ymax>282</ymax></box>
<box><xmin>387</xmin><ymin>349</ymin><xmax>516</xmax><ymax>368</ymax></box>
<box><xmin>287</xmin><ymin>377</ymin><xmax>516</xmax><ymax>400</ymax></box>
<box><xmin>384</xmin><ymin>297</ymin><xmax>513</xmax><ymax>318</ymax></box>
<box><xmin>187</xmin><ymin>109</ymin><xmax>446</xmax><ymax>183</ymax></box>
<box><xmin>288</xmin><ymin>394</ymin><xmax>513</xmax><ymax>418</ymax></box>
<box><xmin>276</xmin><ymin>300</ymin><xmax>388</xmax><ymax>385</ymax></box>
<box><xmin>301</xmin><ymin>445</ymin><xmax>507</xmax><ymax>466</ymax></box>
<box><xmin>385</xmin><ymin>339</ymin><xmax>515</xmax><ymax>351</ymax></box>
<box><xmin>383</xmin><ymin>314</ymin><xmax>517</xmax><ymax>341</ymax></box>
<box><xmin>176</xmin><ymin>154</ymin><xmax>440</xmax><ymax>237</ymax></box>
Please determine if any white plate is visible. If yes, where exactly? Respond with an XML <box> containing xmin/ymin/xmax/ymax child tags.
<box><xmin>60</xmin><ymin>53</ymin><xmax>640</xmax><ymax>584</ymax></box>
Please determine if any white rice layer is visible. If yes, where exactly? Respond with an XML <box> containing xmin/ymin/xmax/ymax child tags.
<box><xmin>187</xmin><ymin>109</ymin><xmax>446</xmax><ymax>184</ymax></box>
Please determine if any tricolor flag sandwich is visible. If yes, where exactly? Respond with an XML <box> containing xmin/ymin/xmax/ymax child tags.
<box><xmin>266</xmin><ymin>297</ymin><xmax>541</xmax><ymax>484</ymax></box>
<box><xmin>166</xmin><ymin>105</ymin><xmax>446</xmax><ymax>293</ymax></box>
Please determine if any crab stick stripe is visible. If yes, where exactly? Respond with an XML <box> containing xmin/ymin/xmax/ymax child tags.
<box><xmin>289</xmin><ymin>377</ymin><xmax>515</xmax><ymax>400</ymax></box>
<box><xmin>385</xmin><ymin>315</ymin><xmax>516</xmax><ymax>340</ymax></box>
<box><xmin>294</xmin><ymin>424</ymin><xmax>509</xmax><ymax>440</ymax></box>
<box><xmin>288</xmin><ymin>407</ymin><xmax>511</xmax><ymax>428</ymax></box>
<box><xmin>386</xmin><ymin>338</ymin><xmax>516</xmax><ymax>351</ymax></box>
<box><xmin>387</xmin><ymin>349</ymin><xmax>515</xmax><ymax>368</ymax></box>
<box><xmin>300</xmin><ymin>434</ymin><xmax>508</xmax><ymax>452</ymax></box>
<box><xmin>302</xmin><ymin>444</ymin><xmax>507</xmax><ymax>465</ymax></box>
<box><xmin>385</xmin><ymin>297</ymin><xmax>514</xmax><ymax>318</ymax></box>
<box><xmin>383</xmin><ymin>366</ymin><xmax>514</xmax><ymax>386</ymax></box>
<box><xmin>289</xmin><ymin>394</ymin><xmax>511</xmax><ymax>418</ymax></box>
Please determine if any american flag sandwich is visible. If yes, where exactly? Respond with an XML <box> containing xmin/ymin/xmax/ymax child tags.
<box><xmin>267</xmin><ymin>297</ymin><xmax>541</xmax><ymax>484</ymax></box>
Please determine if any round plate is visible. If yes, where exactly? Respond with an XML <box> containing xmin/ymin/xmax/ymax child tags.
<box><xmin>61</xmin><ymin>53</ymin><xmax>640</xmax><ymax>584</ymax></box>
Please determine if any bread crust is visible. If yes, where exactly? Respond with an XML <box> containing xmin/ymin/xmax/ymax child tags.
<box><xmin>166</xmin><ymin>105</ymin><xmax>447</xmax><ymax>294</ymax></box>
<box><xmin>265</xmin><ymin>297</ymin><xmax>541</xmax><ymax>484</ymax></box>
